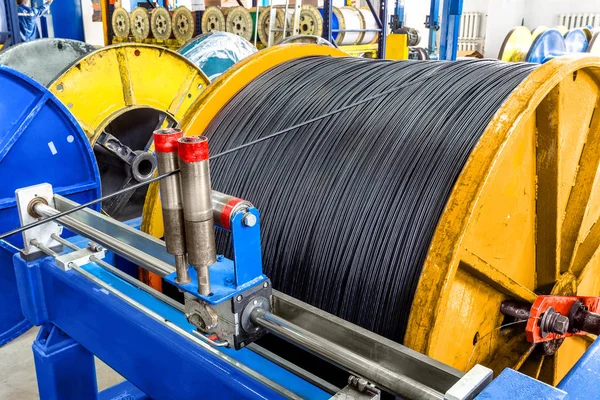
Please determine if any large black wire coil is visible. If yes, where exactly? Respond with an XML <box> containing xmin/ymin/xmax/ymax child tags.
<box><xmin>203</xmin><ymin>57</ymin><xmax>537</xmax><ymax>342</ymax></box>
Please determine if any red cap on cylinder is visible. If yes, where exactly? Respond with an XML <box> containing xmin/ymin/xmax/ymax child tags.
<box><xmin>178</xmin><ymin>136</ymin><xmax>209</xmax><ymax>163</ymax></box>
<box><xmin>154</xmin><ymin>128</ymin><xmax>183</xmax><ymax>153</ymax></box>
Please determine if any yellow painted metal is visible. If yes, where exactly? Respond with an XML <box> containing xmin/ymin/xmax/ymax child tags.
<box><xmin>141</xmin><ymin>44</ymin><xmax>346</xmax><ymax>238</ymax></box>
<box><xmin>405</xmin><ymin>55</ymin><xmax>600</xmax><ymax>385</ymax></box>
<box><xmin>339</xmin><ymin>43</ymin><xmax>378</xmax><ymax>57</ymax></box>
<box><xmin>498</xmin><ymin>26</ymin><xmax>532</xmax><ymax>61</ymax></box>
<box><xmin>531</xmin><ymin>25</ymin><xmax>548</xmax><ymax>40</ymax></box>
<box><xmin>386</xmin><ymin>33</ymin><xmax>408</xmax><ymax>60</ymax></box>
<box><xmin>49</xmin><ymin>44</ymin><xmax>210</xmax><ymax>144</ymax></box>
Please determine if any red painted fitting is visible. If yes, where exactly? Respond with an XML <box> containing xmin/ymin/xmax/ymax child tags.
<box><xmin>221</xmin><ymin>198</ymin><xmax>245</xmax><ymax>230</ymax></box>
<box><xmin>154</xmin><ymin>128</ymin><xmax>183</xmax><ymax>153</ymax></box>
<box><xmin>178</xmin><ymin>136</ymin><xmax>209</xmax><ymax>163</ymax></box>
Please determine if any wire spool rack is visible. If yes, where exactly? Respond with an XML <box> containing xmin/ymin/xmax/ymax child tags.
<box><xmin>142</xmin><ymin>45</ymin><xmax>600</xmax><ymax>385</ymax></box>
<box><xmin>499</xmin><ymin>26</ymin><xmax>596</xmax><ymax>63</ymax></box>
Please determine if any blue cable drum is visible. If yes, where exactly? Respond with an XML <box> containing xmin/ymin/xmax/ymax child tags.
<box><xmin>526</xmin><ymin>28</ymin><xmax>566</xmax><ymax>64</ymax></box>
<box><xmin>564</xmin><ymin>28</ymin><xmax>589</xmax><ymax>53</ymax></box>
<box><xmin>178</xmin><ymin>32</ymin><xmax>257</xmax><ymax>82</ymax></box>
<box><xmin>0</xmin><ymin>65</ymin><xmax>101</xmax><ymax>346</ymax></box>
<box><xmin>319</xmin><ymin>8</ymin><xmax>340</xmax><ymax>41</ymax></box>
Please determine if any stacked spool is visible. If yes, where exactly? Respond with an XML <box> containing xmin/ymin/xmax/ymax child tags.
<box><xmin>499</xmin><ymin>25</ymin><xmax>598</xmax><ymax>63</ymax></box>
<box><xmin>111</xmin><ymin>6</ymin><xmax>195</xmax><ymax>45</ymax></box>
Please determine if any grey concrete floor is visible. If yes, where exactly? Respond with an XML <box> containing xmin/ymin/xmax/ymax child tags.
<box><xmin>0</xmin><ymin>327</ymin><xmax>123</xmax><ymax>399</ymax></box>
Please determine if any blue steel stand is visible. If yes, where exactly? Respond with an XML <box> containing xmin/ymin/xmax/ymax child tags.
<box><xmin>33</xmin><ymin>324</ymin><xmax>148</xmax><ymax>400</ymax></box>
<box><xmin>1</xmin><ymin>0</ymin><xmax>23</xmax><ymax>47</ymax></box>
<box><xmin>439</xmin><ymin>0</ymin><xmax>462</xmax><ymax>61</ymax></box>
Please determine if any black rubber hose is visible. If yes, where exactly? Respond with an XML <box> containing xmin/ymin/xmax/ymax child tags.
<box><xmin>203</xmin><ymin>56</ymin><xmax>537</xmax><ymax>342</ymax></box>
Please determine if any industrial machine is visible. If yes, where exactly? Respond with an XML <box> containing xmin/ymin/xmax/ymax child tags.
<box><xmin>3</xmin><ymin>41</ymin><xmax>600</xmax><ymax>398</ymax></box>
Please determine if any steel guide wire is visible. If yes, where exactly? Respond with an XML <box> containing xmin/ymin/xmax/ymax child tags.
<box><xmin>203</xmin><ymin>56</ymin><xmax>537</xmax><ymax>342</ymax></box>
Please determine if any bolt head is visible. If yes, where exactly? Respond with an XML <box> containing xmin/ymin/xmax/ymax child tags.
<box><xmin>242</xmin><ymin>212</ymin><xmax>257</xmax><ymax>227</ymax></box>
<box><xmin>263</xmin><ymin>281</ymin><xmax>269</xmax><ymax>288</ymax></box>
<box><xmin>554</xmin><ymin>315</ymin><xmax>569</xmax><ymax>335</ymax></box>
<box><xmin>236</xmin><ymin>294</ymin><xmax>243</xmax><ymax>302</ymax></box>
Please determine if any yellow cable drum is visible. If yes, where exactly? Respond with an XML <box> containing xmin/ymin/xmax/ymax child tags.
<box><xmin>141</xmin><ymin>48</ymin><xmax>600</xmax><ymax>385</ymax></box>
<box><xmin>50</xmin><ymin>43</ymin><xmax>209</xmax><ymax>221</ymax></box>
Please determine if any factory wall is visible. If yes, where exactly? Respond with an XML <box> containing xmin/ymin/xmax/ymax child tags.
<box><xmin>484</xmin><ymin>0</ymin><xmax>525</xmax><ymax>58</ymax></box>
<box><xmin>81</xmin><ymin>0</ymin><xmax>104</xmax><ymax>45</ymax></box>
<box><xmin>524</xmin><ymin>0</ymin><xmax>600</xmax><ymax>28</ymax></box>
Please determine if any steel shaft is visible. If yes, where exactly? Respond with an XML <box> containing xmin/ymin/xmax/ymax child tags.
<box><xmin>250</xmin><ymin>308</ymin><xmax>444</xmax><ymax>400</ymax></box>
<box><xmin>178</xmin><ymin>136</ymin><xmax>216</xmax><ymax>295</ymax></box>
<box><xmin>154</xmin><ymin>128</ymin><xmax>190</xmax><ymax>284</ymax></box>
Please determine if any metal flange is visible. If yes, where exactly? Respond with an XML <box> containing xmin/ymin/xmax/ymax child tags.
<box><xmin>0</xmin><ymin>38</ymin><xmax>95</xmax><ymax>86</ymax></box>
<box><xmin>258</xmin><ymin>7</ymin><xmax>286</xmax><ymax>46</ymax></box>
<box><xmin>172</xmin><ymin>6</ymin><xmax>195</xmax><ymax>42</ymax></box>
<box><xmin>49</xmin><ymin>44</ymin><xmax>209</xmax><ymax>220</ymax></box>
<box><xmin>226</xmin><ymin>6</ymin><xmax>254</xmax><ymax>42</ymax></box>
<box><xmin>201</xmin><ymin>6</ymin><xmax>226</xmax><ymax>33</ymax></box>
<box><xmin>498</xmin><ymin>26</ymin><xmax>532</xmax><ymax>62</ymax></box>
<box><xmin>406</xmin><ymin>55</ymin><xmax>600</xmax><ymax>385</ymax></box>
<box><xmin>151</xmin><ymin>6</ymin><xmax>172</xmax><ymax>41</ymax></box>
<box><xmin>112</xmin><ymin>7</ymin><xmax>130</xmax><ymax>39</ymax></box>
<box><xmin>0</xmin><ymin>65</ymin><xmax>101</xmax><ymax>346</ymax></box>
<box><xmin>130</xmin><ymin>7</ymin><xmax>150</xmax><ymax>41</ymax></box>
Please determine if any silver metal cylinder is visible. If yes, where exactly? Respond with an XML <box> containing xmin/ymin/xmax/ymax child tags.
<box><xmin>211</xmin><ymin>191</ymin><xmax>253</xmax><ymax>229</ymax></box>
<box><xmin>33</xmin><ymin>203</ymin><xmax>175</xmax><ymax>277</ymax></box>
<box><xmin>250</xmin><ymin>308</ymin><xmax>445</xmax><ymax>400</ymax></box>
<box><xmin>178</xmin><ymin>136</ymin><xmax>216</xmax><ymax>295</ymax></box>
<box><xmin>154</xmin><ymin>128</ymin><xmax>190</xmax><ymax>284</ymax></box>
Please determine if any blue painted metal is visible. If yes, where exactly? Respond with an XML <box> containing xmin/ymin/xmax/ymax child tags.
<box><xmin>558</xmin><ymin>338</ymin><xmax>600</xmax><ymax>399</ymax></box>
<box><xmin>394</xmin><ymin>0</ymin><xmax>405</xmax><ymax>27</ymax></box>
<box><xmin>14</xmin><ymin>241</ymin><xmax>329</xmax><ymax>399</ymax></box>
<box><xmin>33</xmin><ymin>324</ymin><xmax>99</xmax><ymax>399</ymax></box>
<box><xmin>439</xmin><ymin>0</ymin><xmax>462</xmax><ymax>60</ymax></box>
<box><xmin>99</xmin><ymin>381</ymin><xmax>149</xmax><ymax>400</ymax></box>
<box><xmin>165</xmin><ymin>207</ymin><xmax>266</xmax><ymax>304</ymax></box>
<box><xmin>475</xmin><ymin>368</ymin><xmax>567</xmax><ymax>400</ymax></box>
<box><xmin>1</xmin><ymin>0</ymin><xmax>23</xmax><ymax>47</ymax></box>
<box><xmin>320</xmin><ymin>4</ymin><xmax>337</xmax><ymax>42</ymax></box>
<box><xmin>564</xmin><ymin>28</ymin><xmax>589</xmax><ymax>53</ymax></box>
<box><xmin>0</xmin><ymin>65</ymin><xmax>101</xmax><ymax>346</ymax></box>
<box><xmin>178</xmin><ymin>32</ymin><xmax>257</xmax><ymax>82</ymax></box>
<box><xmin>49</xmin><ymin>0</ymin><xmax>84</xmax><ymax>41</ymax></box>
<box><xmin>427</xmin><ymin>0</ymin><xmax>440</xmax><ymax>57</ymax></box>
<box><xmin>526</xmin><ymin>29</ymin><xmax>566</xmax><ymax>64</ymax></box>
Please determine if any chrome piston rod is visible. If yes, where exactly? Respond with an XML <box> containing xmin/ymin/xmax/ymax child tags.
<box><xmin>33</xmin><ymin>203</ymin><xmax>174</xmax><ymax>277</ymax></box>
<box><xmin>250</xmin><ymin>308</ymin><xmax>444</xmax><ymax>400</ymax></box>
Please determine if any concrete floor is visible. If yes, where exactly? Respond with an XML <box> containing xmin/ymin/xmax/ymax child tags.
<box><xmin>0</xmin><ymin>327</ymin><xmax>123</xmax><ymax>399</ymax></box>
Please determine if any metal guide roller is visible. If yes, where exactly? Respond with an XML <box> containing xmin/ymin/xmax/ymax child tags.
<box><xmin>141</xmin><ymin>45</ymin><xmax>600</xmax><ymax>385</ymax></box>
<box><xmin>0</xmin><ymin>65</ymin><xmax>101</xmax><ymax>346</ymax></box>
<box><xmin>48</xmin><ymin>44</ymin><xmax>209</xmax><ymax>221</ymax></box>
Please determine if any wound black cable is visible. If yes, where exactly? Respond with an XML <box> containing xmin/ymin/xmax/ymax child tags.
<box><xmin>203</xmin><ymin>56</ymin><xmax>537</xmax><ymax>342</ymax></box>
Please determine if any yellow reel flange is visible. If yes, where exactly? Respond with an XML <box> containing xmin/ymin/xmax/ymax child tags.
<box><xmin>172</xmin><ymin>6</ymin><xmax>195</xmax><ymax>42</ymax></box>
<box><xmin>554</xmin><ymin>25</ymin><xmax>568</xmax><ymax>36</ymax></box>
<box><xmin>291</xmin><ymin>5</ymin><xmax>323</xmax><ymax>37</ymax></box>
<box><xmin>202</xmin><ymin>6</ymin><xmax>226</xmax><ymax>33</ymax></box>
<box><xmin>49</xmin><ymin>44</ymin><xmax>209</xmax><ymax>144</ymax></box>
<box><xmin>130</xmin><ymin>7</ymin><xmax>150</xmax><ymax>41</ymax></box>
<box><xmin>151</xmin><ymin>7</ymin><xmax>172</xmax><ymax>41</ymax></box>
<box><xmin>141</xmin><ymin>44</ymin><xmax>346</xmax><ymax>238</ymax></box>
<box><xmin>531</xmin><ymin>25</ymin><xmax>548</xmax><ymax>40</ymax></box>
<box><xmin>226</xmin><ymin>6</ymin><xmax>254</xmax><ymax>42</ymax></box>
<box><xmin>406</xmin><ymin>55</ymin><xmax>600</xmax><ymax>385</ymax></box>
<box><xmin>112</xmin><ymin>7</ymin><xmax>130</xmax><ymax>39</ymax></box>
<box><xmin>498</xmin><ymin>26</ymin><xmax>532</xmax><ymax>61</ymax></box>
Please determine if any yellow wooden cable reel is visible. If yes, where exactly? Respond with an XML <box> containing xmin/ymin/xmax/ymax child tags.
<box><xmin>49</xmin><ymin>44</ymin><xmax>209</xmax><ymax>145</ymax></box>
<box><xmin>150</xmin><ymin>7</ymin><xmax>172</xmax><ymax>41</ymax></box>
<box><xmin>531</xmin><ymin>25</ymin><xmax>548</xmax><ymax>40</ymax></box>
<box><xmin>226</xmin><ymin>6</ymin><xmax>254</xmax><ymax>42</ymax></box>
<box><xmin>172</xmin><ymin>7</ymin><xmax>195</xmax><ymax>42</ymax></box>
<box><xmin>202</xmin><ymin>6</ymin><xmax>226</xmax><ymax>33</ymax></box>
<box><xmin>140</xmin><ymin>46</ymin><xmax>600</xmax><ymax>385</ymax></box>
<box><xmin>130</xmin><ymin>7</ymin><xmax>150</xmax><ymax>41</ymax></box>
<box><xmin>291</xmin><ymin>5</ymin><xmax>323</xmax><ymax>37</ymax></box>
<box><xmin>111</xmin><ymin>7</ymin><xmax>130</xmax><ymax>40</ymax></box>
<box><xmin>498</xmin><ymin>26</ymin><xmax>533</xmax><ymax>61</ymax></box>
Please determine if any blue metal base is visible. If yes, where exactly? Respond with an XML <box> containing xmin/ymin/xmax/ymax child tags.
<box><xmin>14</xmin><ymin>244</ymin><xmax>329</xmax><ymax>399</ymax></box>
<box><xmin>476</xmin><ymin>369</ymin><xmax>566</xmax><ymax>400</ymax></box>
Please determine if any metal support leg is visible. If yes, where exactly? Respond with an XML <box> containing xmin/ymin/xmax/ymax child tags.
<box><xmin>439</xmin><ymin>0</ymin><xmax>462</xmax><ymax>60</ymax></box>
<box><xmin>322</xmin><ymin>0</ymin><xmax>333</xmax><ymax>43</ymax></box>
<box><xmin>33</xmin><ymin>324</ymin><xmax>98</xmax><ymax>400</ymax></box>
<box><xmin>377</xmin><ymin>0</ymin><xmax>387</xmax><ymax>59</ymax></box>
<box><xmin>428</xmin><ymin>0</ymin><xmax>440</xmax><ymax>58</ymax></box>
